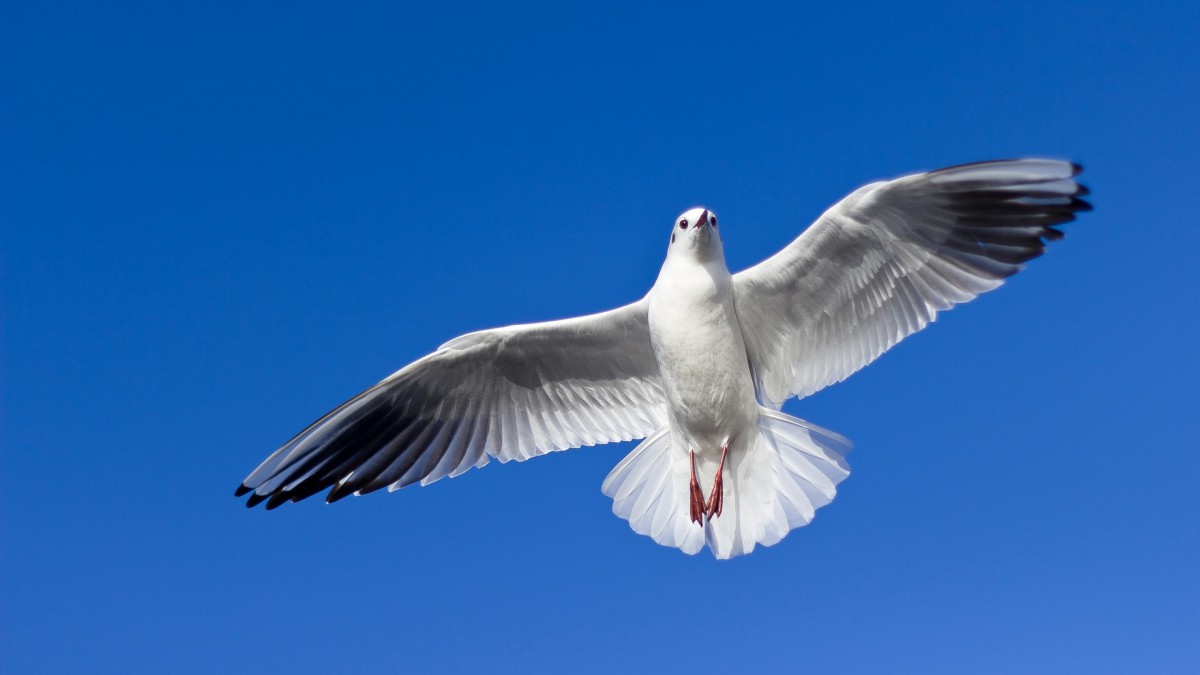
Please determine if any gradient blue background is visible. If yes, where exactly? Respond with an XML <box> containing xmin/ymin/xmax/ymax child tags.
<box><xmin>3</xmin><ymin>1</ymin><xmax>1197</xmax><ymax>672</ymax></box>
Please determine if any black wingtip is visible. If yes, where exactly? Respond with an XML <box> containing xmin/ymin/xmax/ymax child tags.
<box><xmin>326</xmin><ymin>484</ymin><xmax>354</xmax><ymax>504</ymax></box>
<box><xmin>245</xmin><ymin>492</ymin><xmax>269</xmax><ymax>508</ymax></box>
<box><xmin>265</xmin><ymin>493</ymin><xmax>291</xmax><ymax>510</ymax></box>
<box><xmin>234</xmin><ymin>484</ymin><xmax>252</xmax><ymax>497</ymax></box>
<box><xmin>1071</xmin><ymin>162</ymin><xmax>1084</xmax><ymax>176</ymax></box>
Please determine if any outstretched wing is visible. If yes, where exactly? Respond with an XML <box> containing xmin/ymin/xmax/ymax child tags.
<box><xmin>733</xmin><ymin>159</ymin><xmax>1090</xmax><ymax>408</ymax></box>
<box><xmin>237</xmin><ymin>300</ymin><xmax>666</xmax><ymax>508</ymax></box>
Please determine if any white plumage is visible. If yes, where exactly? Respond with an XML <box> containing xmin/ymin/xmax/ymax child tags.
<box><xmin>237</xmin><ymin>159</ymin><xmax>1090</xmax><ymax>559</ymax></box>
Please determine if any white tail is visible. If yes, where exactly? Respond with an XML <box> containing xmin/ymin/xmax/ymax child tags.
<box><xmin>602</xmin><ymin>407</ymin><xmax>852</xmax><ymax>559</ymax></box>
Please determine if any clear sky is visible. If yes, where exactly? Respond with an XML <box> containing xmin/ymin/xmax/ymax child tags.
<box><xmin>3</xmin><ymin>1</ymin><xmax>1198</xmax><ymax>672</ymax></box>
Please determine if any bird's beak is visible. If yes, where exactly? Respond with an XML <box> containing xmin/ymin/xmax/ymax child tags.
<box><xmin>696</xmin><ymin>210</ymin><xmax>710</xmax><ymax>229</ymax></box>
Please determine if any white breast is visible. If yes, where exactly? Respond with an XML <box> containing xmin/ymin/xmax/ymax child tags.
<box><xmin>647</xmin><ymin>257</ymin><xmax>758</xmax><ymax>460</ymax></box>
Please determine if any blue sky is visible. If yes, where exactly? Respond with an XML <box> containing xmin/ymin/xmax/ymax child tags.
<box><xmin>3</xmin><ymin>1</ymin><xmax>1198</xmax><ymax>672</ymax></box>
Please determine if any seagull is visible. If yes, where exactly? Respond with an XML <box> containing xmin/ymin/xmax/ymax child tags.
<box><xmin>237</xmin><ymin>159</ymin><xmax>1090</xmax><ymax>559</ymax></box>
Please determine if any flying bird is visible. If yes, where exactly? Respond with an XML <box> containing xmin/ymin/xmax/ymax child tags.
<box><xmin>237</xmin><ymin>159</ymin><xmax>1090</xmax><ymax>559</ymax></box>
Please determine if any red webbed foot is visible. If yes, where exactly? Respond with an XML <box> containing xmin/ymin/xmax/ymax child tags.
<box><xmin>689</xmin><ymin>450</ymin><xmax>706</xmax><ymax>525</ymax></box>
<box><xmin>705</xmin><ymin>443</ymin><xmax>728</xmax><ymax>519</ymax></box>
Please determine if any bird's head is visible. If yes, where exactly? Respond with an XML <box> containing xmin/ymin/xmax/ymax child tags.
<box><xmin>667</xmin><ymin>207</ymin><xmax>723</xmax><ymax>262</ymax></box>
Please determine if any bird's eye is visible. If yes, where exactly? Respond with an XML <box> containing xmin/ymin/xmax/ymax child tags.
<box><xmin>711</xmin><ymin>217</ymin><xmax>717</xmax><ymax>227</ymax></box>
<box><xmin>679</xmin><ymin>219</ymin><xmax>688</xmax><ymax>229</ymax></box>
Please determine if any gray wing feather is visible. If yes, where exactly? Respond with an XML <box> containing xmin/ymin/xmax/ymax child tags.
<box><xmin>733</xmin><ymin>159</ymin><xmax>1090</xmax><ymax>408</ymax></box>
<box><xmin>237</xmin><ymin>300</ymin><xmax>666</xmax><ymax>508</ymax></box>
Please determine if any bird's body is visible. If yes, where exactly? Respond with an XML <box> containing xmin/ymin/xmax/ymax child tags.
<box><xmin>649</xmin><ymin>223</ymin><xmax>755</xmax><ymax>472</ymax></box>
<box><xmin>237</xmin><ymin>159</ymin><xmax>1090</xmax><ymax>559</ymax></box>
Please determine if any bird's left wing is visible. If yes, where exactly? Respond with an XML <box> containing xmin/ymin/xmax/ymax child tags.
<box><xmin>733</xmin><ymin>159</ymin><xmax>1090</xmax><ymax>408</ymax></box>
<box><xmin>237</xmin><ymin>300</ymin><xmax>666</xmax><ymax>508</ymax></box>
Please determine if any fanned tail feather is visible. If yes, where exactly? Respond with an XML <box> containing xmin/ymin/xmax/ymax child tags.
<box><xmin>601</xmin><ymin>426</ymin><xmax>707</xmax><ymax>555</ymax></box>
<box><xmin>602</xmin><ymin>407</ymin><xmax>852</xmax><ymax>559</ymax></box>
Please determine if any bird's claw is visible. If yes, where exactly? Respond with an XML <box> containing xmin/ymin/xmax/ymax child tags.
<box><xmin>689</xmin><ymin>450</ymin><xmax>706</xmax><ymax>525</ymax></box>
<box><xmin>705</xmin><ymin>443</ymin><xmax>728</xmax><ymax>519</ymax></box>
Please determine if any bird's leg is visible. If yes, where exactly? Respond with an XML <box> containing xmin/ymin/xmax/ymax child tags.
<box><xmin>689</xmin><ymin>450</ymin><xmax>706</xmax><ymax>525</ymax></box>
<box><xmin>706</xmin><ymin>443</ymin><xmax>728</xmax><ymax>519</ymax></box>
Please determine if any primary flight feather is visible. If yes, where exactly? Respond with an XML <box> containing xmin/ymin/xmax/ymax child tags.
<box><xmin>237</xmin><ymin>159</ymin><xmax>1090</xmax><ymax>559</ymax></box>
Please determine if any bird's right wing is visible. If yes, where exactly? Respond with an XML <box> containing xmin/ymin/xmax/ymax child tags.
<box><xmin>237</xmin><ymin>299</ymin><xmax>666</xmax><ymax>508</ymax></box>
<box><xmin>733</xmin><ymin>159</ymin><xmax>1090</xmax><ymax>408</ymax></box>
